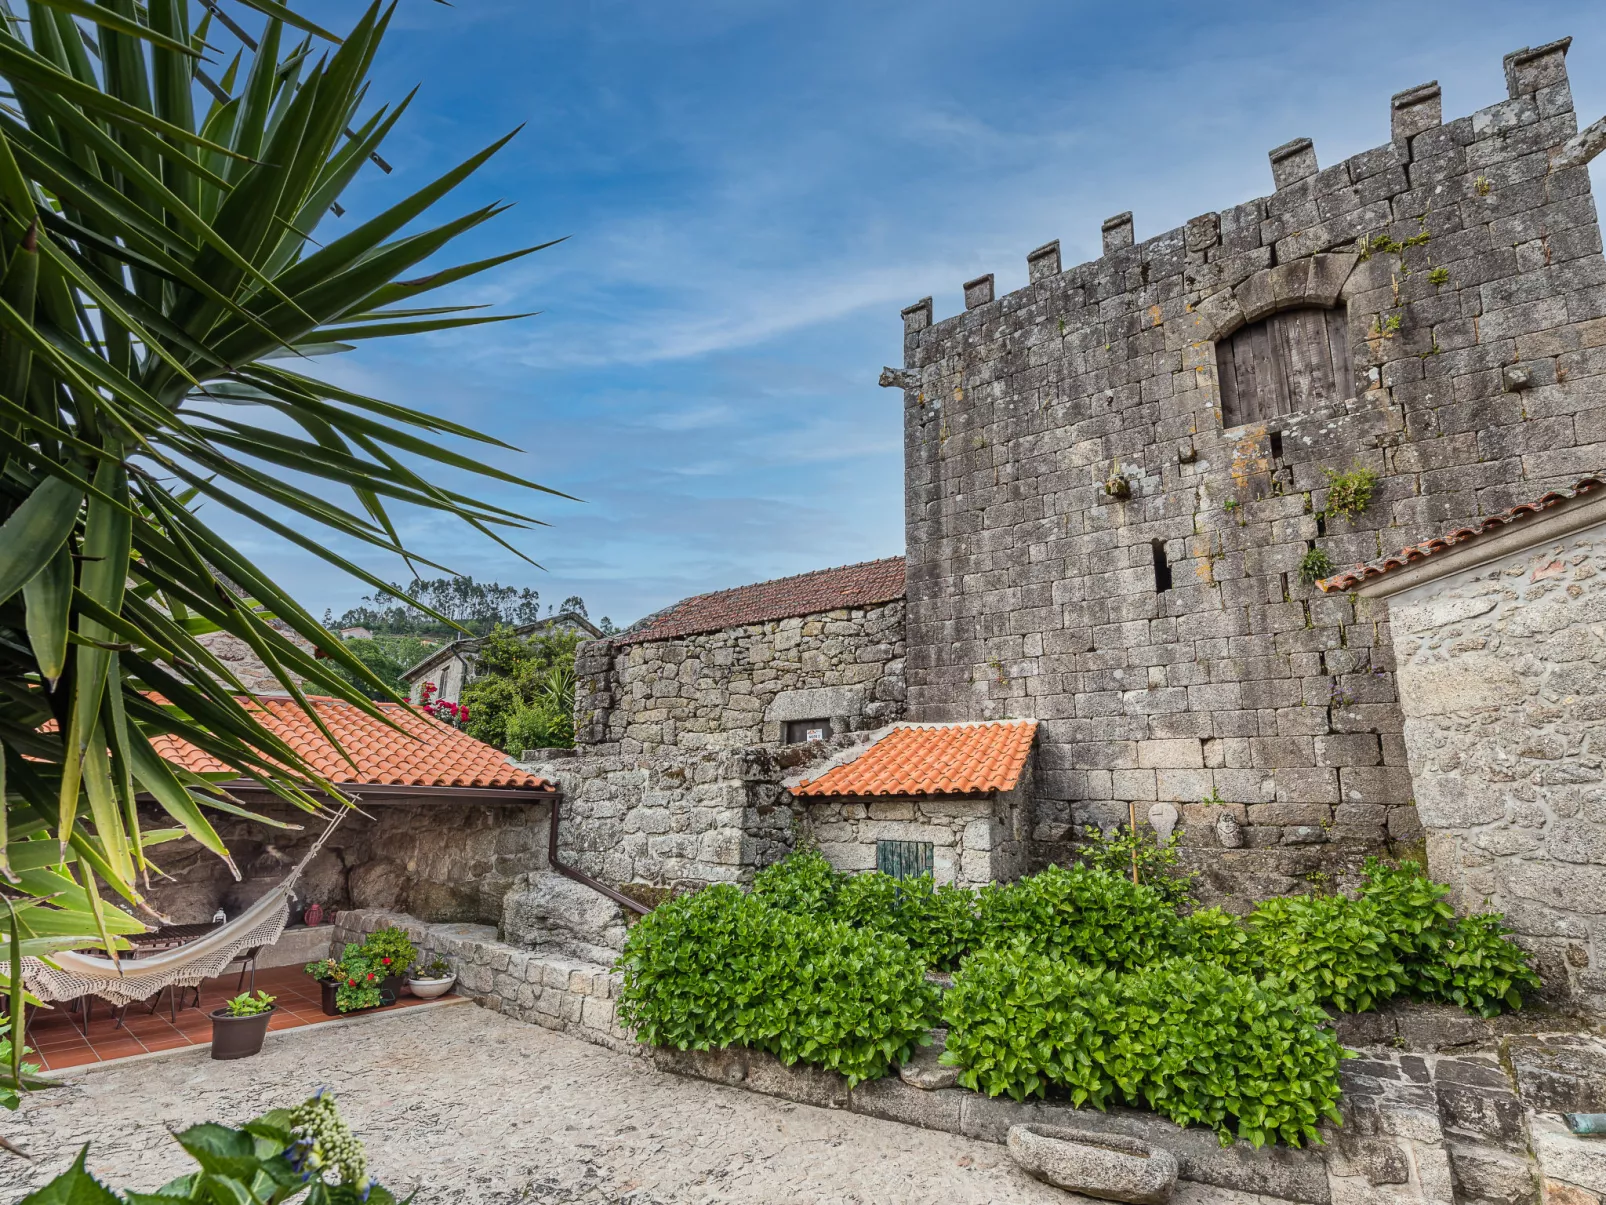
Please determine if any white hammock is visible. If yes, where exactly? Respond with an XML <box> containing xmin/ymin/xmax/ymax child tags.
<box><xmin>7</xmin><ymin>810</ymin><xmax>347</xmax><ymax>1007</ymax></box>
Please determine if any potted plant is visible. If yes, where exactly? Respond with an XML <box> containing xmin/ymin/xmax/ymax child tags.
<box><xmin>406</xmin><ymin>956</ymin><xmax>456</xmax><ymax>999</ymax></box>
<box><xmin>362</xmin><ymin>926</ymin><xmax>417</xmax><ymax>1002</ymax></box>
<box><xmin>211</xmin><ymin>990</ymin><xmax>276</xmax><ymax>1060</ymax></box>
<box><xmin>305</xmin><ymin>927</ymin><xmax>419</xmax><ymax>1015</ymax></box>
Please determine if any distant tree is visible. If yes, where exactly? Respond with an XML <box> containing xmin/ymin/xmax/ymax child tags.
<box><xmin>326</xmin><ymin>636</ymin><xmax>435</xmax><ymax>699</ymax></box>
<box><xmin>331</xmin><ymin>577</ymin><xmax>548</xmax><ymax>638</ymax></box>
<box><xmin>559</xmin><ymin>595</ymin><xmax>588</xmax><ymax>618</ymax></box>
<box><xmin>459</xmin><ymin>625</ymin><xmax>584</xmax><ymax>752</ymax></box>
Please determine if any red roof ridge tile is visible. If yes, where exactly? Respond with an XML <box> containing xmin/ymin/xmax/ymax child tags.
<box><xmin>1318</xmin><ymin>475</ymin><xmax>1605</xmax><ymax>593</ymax></box>
<box><xmin>614</xmin><ymin>556</ymin><xmax>905</xmax><ymax>646</ymax></box>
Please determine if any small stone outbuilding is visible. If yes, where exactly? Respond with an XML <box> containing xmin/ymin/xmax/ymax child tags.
<box><xmin>1321</xmin><ymin>476</ymin><xmax>1606</xmax><ymax>1014</ymax></box>
<box><xmin>786</xmin><ymin>720</ymin><xmax>1037</xmax><ymax>887</ymax></box>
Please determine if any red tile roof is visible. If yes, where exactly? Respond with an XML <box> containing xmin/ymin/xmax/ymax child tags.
<box><xmin>790</xmin><ymin>721</ymin><xmax>1038</xmax><ymax>797</ymax></box>
<box><xmin>151</xmin><ymin>696</ymin><xmax>550</xmax><ymax>791</ymax></box>
<box><xmin>1318</xmin><ymin>477</ymin><xmax>1605</xmax><ymax>593</ymax></box>
<box><xmin>615</xmin><ymin>557</ymin><xmax>905</xmax><ymax>646</ymax></box>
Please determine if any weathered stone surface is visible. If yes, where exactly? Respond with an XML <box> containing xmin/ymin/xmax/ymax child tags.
<box><xmin>1385</xmin><ymin>526</ymin><xmax>1606</xmax><ymax>1011</ymax></box>
<box><xmin>1007</xmin><ymin>1124</ymin><xmax>1179</xmax><ymax>1203</ymax></box>
<box><xmin>849</xmin><ymin>1076</ymin><xmax>964</xmax><ymax>1133</ymax></box>
<box><xmin>1533</xmin><ymin>1113</ymin><xmax>1606</xmax><ymax>1195</ymax></box>
<box><xmin>1448</xmin><ymin>1142</ymin><xmax>1541</xmax><ymax>1205</ymax></box>
<box><xmin>144</xmin><ymin>798</ymin><xmax>552</xmax><ymax>928</ymax></box>
<box><xmin>744</xmin><ymin>1049</ymin><xmax>850</xmax><ymax>1110</ymax></box>
<box><xmin>501</xmin><ymin>871</ymin><xmax>629</xmax><ymax>964</ymax></box>
<box><xmin>899</xmin><ymin>1029</ymin><xmax>960</xmax><ymax>1090</ymax></box>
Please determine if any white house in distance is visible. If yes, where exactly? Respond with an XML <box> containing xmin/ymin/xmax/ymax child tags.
<box><xmin>402</xmin><ymin>611</ymin><xmax>603</xmax><ymax>704</ymax></box>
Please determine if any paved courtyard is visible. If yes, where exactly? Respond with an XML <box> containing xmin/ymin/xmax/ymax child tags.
<box><xmin>0</xmin><ymin>1002</ymin><xmax>1288</xmax><ymax>1204</ymax></box>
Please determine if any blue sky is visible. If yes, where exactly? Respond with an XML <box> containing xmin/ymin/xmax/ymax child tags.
<box><xmin>239</xmin><ymin>1</ymin><xmax>1606</xmax><ymax>630</ymax></box>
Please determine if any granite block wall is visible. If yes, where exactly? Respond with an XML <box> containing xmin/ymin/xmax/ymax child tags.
<box><xmin>801</xmin><ymin>768</ymin><xmax>1034</xmax><ymax>887</ymax></box>
<box><xmin>143</xmin><ymin>797</ymin><xmax>551</xmax><ymax>928</ymax></box>
<box><xmin>574</xmin><ymin>601</ymin><xmax>906</xmax><ymax>754</ymax></box>
<box><xmin>538</xmin><ymin>601</ymin><xmax>907</xmax><ymax>890</ymax></box>
<box><xmin>894</xmin><ymin>39</ymin><xmax>1606</xmax><ymax>902</ymax></box>
<box><xmin>1380</xmin><ymin>519</ymin><xmax>1606</xmax><ymax>1014</ymax></box>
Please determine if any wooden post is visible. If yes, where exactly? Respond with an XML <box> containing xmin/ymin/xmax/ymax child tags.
<box><xmin>1127</xmin><ymin>800</ymin><xmax>1140</xmax><ymax>885</ymax></box>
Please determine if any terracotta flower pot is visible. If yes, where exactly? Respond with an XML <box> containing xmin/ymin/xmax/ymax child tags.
<box><xmin>210</xmin><ymin>1007</ymin><xmax>274</xmax><ymax>1060</ymax></box>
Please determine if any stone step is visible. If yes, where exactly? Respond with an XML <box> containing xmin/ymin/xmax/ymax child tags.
<box><xmin>500</xmin><ymin>871</ymin><xmax>631</xmax><ymax>966</ymax></box>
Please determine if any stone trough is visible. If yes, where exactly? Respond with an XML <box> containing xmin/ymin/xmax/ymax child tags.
<box><xmin>1007</xmin><ymin>1124</ymin><xmax>1179</xmax><ymax>1203</ymax></box>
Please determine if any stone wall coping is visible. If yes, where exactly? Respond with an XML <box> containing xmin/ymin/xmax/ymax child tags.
<box><xmin>1356</xmin><ymin>491</ymin><xmax>1606</xmax><ymax>601</ymax></box>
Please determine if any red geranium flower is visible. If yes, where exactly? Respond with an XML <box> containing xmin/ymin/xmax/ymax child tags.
<box><xmin>347</xmin><ymin>979</ymin><xmax>356</xmax><ymax>987</ymax></box>
<box><xmin>367</xmin><ymin>972</ymin><xmax>375</xmax><ymax>980</ymax></box>
<box><xmin>382</xmin><ymin>957</ymin><xmax>391</xmax><ymax>965</ymax></box>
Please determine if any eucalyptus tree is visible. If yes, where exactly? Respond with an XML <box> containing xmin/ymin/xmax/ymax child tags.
<box><xmin>0</xmin><ymin>0</ymin><xmax>554</xmax><ymax>1092</ymax></box>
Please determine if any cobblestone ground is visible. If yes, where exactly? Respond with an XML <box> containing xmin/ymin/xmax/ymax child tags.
<box><xmin>0</xmin><ymin>1002</ymin><xmax>1285</xmax><ymax>1204</ymax></box>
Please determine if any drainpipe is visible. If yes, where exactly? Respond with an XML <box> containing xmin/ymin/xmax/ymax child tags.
<box><xmin>545</xmin><ymin>792</ymin><xmax>650</xmax><ymax>916</ymax></box>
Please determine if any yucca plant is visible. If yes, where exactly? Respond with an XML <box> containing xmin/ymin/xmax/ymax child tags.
<box><xmin>0</xmin><ymin>0</ymin><xmax>556</xmax><ymax>1098</ymax></box>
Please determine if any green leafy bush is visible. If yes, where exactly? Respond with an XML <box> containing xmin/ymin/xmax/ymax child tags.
<box><xmin>1246</xmin><ymin>892</ymin><xmax>1405</xmax><ymax>1013</ymax></box>
<box><xmin>361</xmin><ymin>926</ymin><xmax>417</xmax><ymax>977</ymax></box>
<box><xmin>1174</xmin><ymin>906</ymin><xmax>1261</xmax><ymax>977</ymax></box>
<box><xmin>1298</xmin><ymin>547</ymin><xmax>1335</xmax><ymax>585</ymax></box>
<box><xmin>977</xmin><ymin>864</ymin><xmax>1175</xmax><ymax>971</ymax></box>
<box><xmin>617</xmin><ymin>885</ymin><xmax>939</xmax><ymax>1086</ymax></box>
<box><xmin>833</xmin><ymin>872</ymin><xmax>980</xmax><ymax>971</ymax></box>
<box><xmin>1077</xmin><ymin>824</ymin><xmax>1196</xmax><ymax>907</ymax></box>
<box><xmin>1430</xmin><ymin>913</ymin><xmax>1543</xmax><ymax>1017</ymax></box>
<box><xmin>752</xmin><ymin>847</ymin><xmax>840</xmax><ymax>914</ymax></box>
<box><xmin>1355</xmin><ymin>859</ymin><xmax>1539</xmax><ymax>1016</ymax></box>
<box><xmin>940</xmin><ymin>947</ymin><xmax>1345</xmax><ymax>1148</ymax></box>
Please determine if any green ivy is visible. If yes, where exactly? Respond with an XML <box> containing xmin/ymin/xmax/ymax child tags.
<box><xmin>616</xmin><ymin>885</ymin><xmax>939</xmax><ymax>1086</ymax></box>
<box><xmin>976</xmin><ymin>864</ymin><xmax>1175</xmax><ymax>971</ymax></box>
<box><xmin>940</xmin><ymin>947</ymin><xmax>1346</xmax><ymax>1148</ymax></box>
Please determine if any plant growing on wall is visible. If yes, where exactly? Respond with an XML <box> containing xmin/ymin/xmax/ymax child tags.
<box><xmin>1322</xmin><ymin>465</ymin><xmax>1380</xmax><ymax>520</ymax></box>
<box><xmin>1076</xmin><ymin>823</ymin><xmax>1196</xmax><ymax>907</ymax></box>
<box><xmin>1299</xmin><ymin>547</ymin><xmax>1336</xmax><ymax>585</ymax></box>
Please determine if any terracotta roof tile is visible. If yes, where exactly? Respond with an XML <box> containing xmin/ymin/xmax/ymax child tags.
<box><xmin>151</xmin><ymin>696</ymin><xmax>550</xmax><ymax>791</ymax></box>
<box><xmin>1318</xmin><ymin>476</ymin><xmax>1605</xmax><ymax>593</ymax></box>
<box><xmin>791</xmin><ymin>720</ymin><xmax>1038</xmax><ymax>798</ymax></box>
<box><xmin>615</xmin><ymin>557</ymin><xmax>905</xmax><ymax>646</ymax></box>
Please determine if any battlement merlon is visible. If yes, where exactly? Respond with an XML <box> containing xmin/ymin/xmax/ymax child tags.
<box><xmin>896</xmin><ymin>36</ymin><xmax>1595</xmax><ymax>349</ymax></box>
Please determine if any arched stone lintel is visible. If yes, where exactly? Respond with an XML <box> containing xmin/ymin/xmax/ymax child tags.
<box><xmin>1177</xmin><ymin>252</ymin><xmax>1361</xmax><ymax>348</ymax></box>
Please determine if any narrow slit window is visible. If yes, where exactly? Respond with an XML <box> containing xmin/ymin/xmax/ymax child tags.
<box><xmin>1268</xmin><ymin>429</ymin><xmax>1283</xmax><ymax>460</ymax></box>
<box><xmin>1152</xmin><ymin>540</ymin><xmax>1173</xmax><ymax>592</ymax></box>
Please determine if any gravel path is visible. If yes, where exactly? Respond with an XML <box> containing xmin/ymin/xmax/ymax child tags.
<box><xmin>0</xmin><ymin>1002</ymin><xmax>1284</xmax><ymax>1204</ymax></box>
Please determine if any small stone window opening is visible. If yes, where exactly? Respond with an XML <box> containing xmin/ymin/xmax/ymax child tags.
<box><xmin>1152</xmin><ymin>540</ymin><xmax>1172</xmax><ymax>593</ymax></box>
<box><xmin>877</xmin><ymin>840</ymin><xmax>934</xmax><ymax>880</ymax></box>
<box><xmin>1216</xmin><ymin>305</ymin><xmax>1352</xmax><ymax>428</ymax></box>
<box><xmin>785</xmin><ymin>719</ymin><xmax>833</xmax><ymax>744</ymax></box>
<box><xmin>1268</xmin><ymin>429</ymin><xmax>1283</xmax><ymax>460</ymax></box>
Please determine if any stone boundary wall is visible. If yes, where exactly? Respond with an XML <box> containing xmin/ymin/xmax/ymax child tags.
<box><xmin>895</xmin><ymin>38</ymin><xmax>1606</xmax><ymax>904</ymax></box>
<box><xmin>339</xmin><ymin>908</ymin><xmax>1606</xmax><ymax>1205</ymax></box>
<box><xmin>334</xmin><ymin>908</ymin><xmax>635</xmax><ymax>1053</ymax></box>
<box><xmin>574</xmin><ymin>600</ymin><xmax>906</xmax><ymax>754</ymax></box>
<box><xmin>521</xmin><ymin>743</ymin><xmax>830</xmax><ymax>890</ymax></box>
